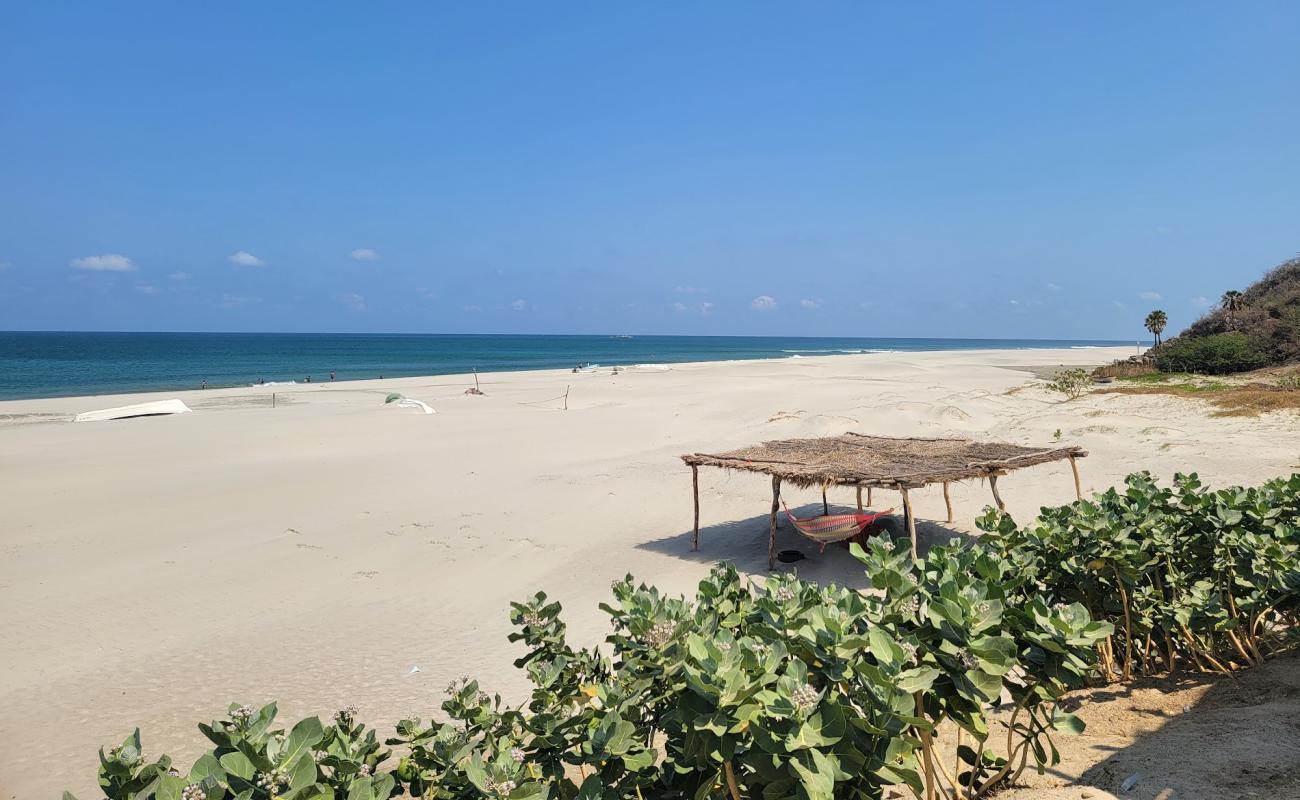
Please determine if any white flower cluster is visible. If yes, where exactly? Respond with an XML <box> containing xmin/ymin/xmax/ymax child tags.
<box><xmin>976</xmin><ymin>601</ymin><xmax>991</xmax><ymax>614</ymax></box>
<box><xmin>644</xmin><ymin>620</ymin><xmax>677</xmax><ymax>648</ymax></box>
<box><xmin>180</xmin><ymin>784</ymin><xmax>207</xmax><ymax>800</ymax></box>
<box><xmin>521</xmin><ymin>611</ymin><xmax>543</xmax><ymax>627</ymax></box>
<box><xmin>485</xmin><ymin>778</ymin><xmax>517</xmax><ymax>797</ymax></box>
<box><xmin>773</xmin><ymin>586</ymin><xmax>796</xmax><ymax>602</ymax></box>
<box><xmin>899</xmin><ymin>641</ymin><xmax>918</xmax><ymax>664</ymax></box>
<box><xmin>230</xmin><ymin>705</ymin><xmax>256</xmax><ymax>726</ymax></box>
<box><xmin>898</xmin><ymin>595</ymin><xmax>920</xmax><ymax>616</ymax></box>
<box><xmin>358</xmin><ymin>764</ymin><xmax>373</xmax><ymax>777</ymax></box>
<box><xmin>255</xmin><ymin>768</ymin><xmax>289</xmax><ymax>792</ymax></box>
<box><xmin>959</xmin><ymin>650</ymin><xmax>980</xmax><ymax>671</ymax></box>
<box><xmin>791</xmin><ymin>683</ymin><xmax>820</xmax><ymax>714</ymax></box>
<box><xmin>333</xmin><ymin>705</ymin><xmax>359</xmax><ymax>725</ymax></box>
<box><xmin>510</xmin><ymin>746</ymin><xmax>526</xmax><ymax>762</ymax></box>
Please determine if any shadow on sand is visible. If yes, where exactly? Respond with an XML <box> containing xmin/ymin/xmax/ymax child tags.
<box><xmin>635</xmin><ymin>501</ymin><xmax>981</xmax><ymax>587</ymax></box>
<box><xmin>1048</xmin><ymin>648</ymin><xmax>1300</xmax><ymax>799</ymax></box>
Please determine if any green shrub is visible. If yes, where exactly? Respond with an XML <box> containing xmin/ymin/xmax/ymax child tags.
<box><xmin>70</xmin><ymin>473</ymin><xmax>1300</xmax><ymax>800</ymax></box>
<box><xmin>978</xmin><ymin>473</ymin><xmax>1300</xmax><ymax>680</ymax></box>
<box><xmin>69</xmin><ymin>543</ymin><xmax>1110</xmax><ymax>800</ymax></box>
<box><xmin>1154</xmin><ymin>332</ymin><xmax>1269</xmax><ymax>374</ymax></box>
<box><xmin>1045</xmin><ymin>368</ymin><xmax>1091</xmax><ymax>400</ymax></box>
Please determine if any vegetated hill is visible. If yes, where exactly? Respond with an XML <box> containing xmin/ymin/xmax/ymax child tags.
<box><xmin>1157</xmin><ymin>255</ymin><xmax>1300</xmax><ymax>371</ymax></box>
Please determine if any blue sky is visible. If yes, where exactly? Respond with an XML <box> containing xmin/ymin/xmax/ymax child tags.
<box><xmin>1</xmin><ymin>3</ymin><xmax>1297</xmax><ymax>339</ymax></box>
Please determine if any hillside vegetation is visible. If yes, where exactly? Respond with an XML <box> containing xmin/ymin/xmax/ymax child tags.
<box><xmin>1156</xmin><ymin>255</ymin><xmax>1300</xmax><ymax>373</ymax></box>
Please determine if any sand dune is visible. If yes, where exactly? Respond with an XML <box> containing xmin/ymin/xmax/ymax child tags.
<box><xmin>2</xmin><ymin>346</ymin><xmax>1298</xmax><ymax>798</ymax></box>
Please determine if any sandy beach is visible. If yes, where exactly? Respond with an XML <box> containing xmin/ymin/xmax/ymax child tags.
<box><xmin>4</xmin><ymin>345</ymin><xmax>1299</xmax><ymax>799</ymax></box>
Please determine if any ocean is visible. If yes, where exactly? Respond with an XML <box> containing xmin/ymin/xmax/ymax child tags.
<box><xmin>0</xmin><ymin>332</ymin><xmax>1130</xmax><ymax>400</ymax></box>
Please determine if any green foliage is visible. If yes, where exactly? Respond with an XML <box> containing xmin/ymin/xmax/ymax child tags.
<box><xmin>1154</xmin><ymin>332</ymin><xmax>1269</xmax><ymax>374</ymax></box>
<box><xmin>1046</xmin><ymin>368</ymin><xmax>1091</xmax><ymax>400</ymax></box>
<box><xmin>978</xmin><ymin>473</ymin><xmax>1300</xmax><ymax>680</ymax></box>
<box><xmin>73</xmin><ymin>471</ymin><xmax>1300</xmax><ymax>800</ymax></box>
<box><xmin>1175</xmin><ymin>255</ymin><xmax>1300</xmax><ymax>367</ymax></box>
<box><xmin>67</xmin><ymin>704</ymin><xmax>393</xmax><ymax>800</ymax></box>
<box><xmin>70</xmin><ymin>551</ymin><xmax>1110</xmax><ymax>800</ymax></box>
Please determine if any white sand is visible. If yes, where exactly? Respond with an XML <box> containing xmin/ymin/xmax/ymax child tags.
<box><xmin>3</xmin><ymin>346</ymin><xmax>1298</xmax><ymax>798</ymax></box>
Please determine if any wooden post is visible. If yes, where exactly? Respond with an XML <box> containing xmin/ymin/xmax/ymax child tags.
<box><xmin>1069</xmin><ymin>456</ymin><xmax>1083</xmax><ymax>501</ymax></box>
<box><xmin>989</xmin><ymin>474</ymin><xmax>1006</xmax><ymax>511</ymax></box>
<box><xmin>901</xmin><ymin>487</ymin><xmax>918</xmax><ymax>560</ymax></box>
<box><xmin>691</xmin><ymin>465</ymin><xmax>701</xmax><ymax>551</ymax></box>
<box><xmin>768</xmin><ymin>475</ymin><xmax>782</xmax><ymax>570</ymax></box>
<box><xmin>822</xmin><ymin>487</ymin><xmax>829</xmax><ymax>515</ymax></box>
<box><xmin>856</xmin><ymin>486</ymin><xmax>863</xmax><ymax>512</ymax></box>
<box><xmin>943</xmin><ymin>482</ymin><xmax>953</xmax><ymax>523</ymax></box>
<box><xmin>867</xmin><ymin>487</ymin><xmax>873</xmax><ymax>506</ymax></box>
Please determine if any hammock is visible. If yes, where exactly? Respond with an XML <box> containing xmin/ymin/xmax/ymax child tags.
<box><xmin>782</xmin><ymin>502</ymin><xmax>895</xmax><ymax>552</ymax></box>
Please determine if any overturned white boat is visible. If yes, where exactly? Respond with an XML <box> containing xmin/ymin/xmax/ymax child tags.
<box><xmin>391</xmin><ymin>398</ymin><xmax>435</xmax><ymax>414</ymax></box>
<box><xmin>73</xmin><ymin>399</ymin><xmax>193</xmax><ymax>423</ymax></box>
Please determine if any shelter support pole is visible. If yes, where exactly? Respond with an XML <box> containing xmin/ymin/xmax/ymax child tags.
<box><xmin>900</xmin><ymin>487</ymin><xmax>918</xmax><ymax>560</ymax></box>
<box><xmin>822</xmin><ymin>487</ymin><xmax>829</xmax><ymax>515</ymax></box>
<box><xmin>867</xmin><ymin>487</ymin><xmax>873</xmax><ymax>506</ymax></box>
<box><xmin>691</xmin><ymin>465</ymin><xmax>700</xmax><ymax>551</ymax></box>
<box><xmin>856</xmin><ymin>487</ymin><xmax>863</xmax><ymax>512</ymax></box>
<box><xmin>1069</xmin><ymin>456</ymin><xmax>1083</xmax><ymax>501</ymax></box>
<box><xmin>768</xmin><ymin>476</ymin><xmax>782</xmax><ymax>570</ymax></box>
<box><xmin>943</xmin><ymin>482</ymin><xmax>953</xmax><ymax>523</ymax></box>
<box><xmin>989</xmin><ymin>474</ymin><xmax>1006</xmax><ymax>511</ymax></box>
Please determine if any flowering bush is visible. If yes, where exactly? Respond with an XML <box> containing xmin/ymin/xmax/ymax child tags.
<box><xmin>72</xmin><ymin>469</ymin><xmax>1300</xmax><ymax>800</ymax></box>
<box><xmin>69</xmin><ymin>540</ymin><xmax>1109</xmax><ymax>800</ymax></box>
<box><xmin>978</xmin><ymin>472</ymin><xmax>1300</xmax><ymax>680</ymax></box>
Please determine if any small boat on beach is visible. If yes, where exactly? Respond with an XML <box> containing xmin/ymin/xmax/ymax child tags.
<box><xmin>73</xmin><ymin>399</ymin><xmax>193</xmax><ymax>423</ymax></box>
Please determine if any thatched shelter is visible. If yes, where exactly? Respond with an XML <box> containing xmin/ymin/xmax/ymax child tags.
<box><xmin>682</xmin><ymin>433</ymin><xmax>1087</xmax><ymax>568</ymax></box>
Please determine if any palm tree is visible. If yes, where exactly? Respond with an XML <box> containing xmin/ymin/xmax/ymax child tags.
<box><xmin>1144</xmin><ymin>309</ymin><xmax>1167</xmax><ymax>346</ymax></box>
<box><xmin>1221</xmin><ymin>290</ymin><xmax>1244</xmax><ymax>328</ymax></box>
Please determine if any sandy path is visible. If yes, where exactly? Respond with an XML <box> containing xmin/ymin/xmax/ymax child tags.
<box><xmin>2</xmin><ymin>346</ymin><xmax>1297</xmax><ymax>798</ymax></box>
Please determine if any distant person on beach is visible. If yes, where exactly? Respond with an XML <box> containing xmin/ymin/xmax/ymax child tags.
<box><xmin>330</xmin><ymin>370</ymin><xmax>336</xmax><ymax>381</ymax></box>
<box><xmin>305</xmin><ymin>376</ymin><xmax>311</xmax><ymax>383</ymax></box>
<box><xmin>201</xmin><ymin>379</ymin><xmax>207</xmax><ymax>389</ymax></box>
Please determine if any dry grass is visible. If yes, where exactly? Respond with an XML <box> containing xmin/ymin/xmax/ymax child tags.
<box><xmin>1099</xmin><ymin>377</ymin><xmax>1300</xmax><ymax>417</ymax></box>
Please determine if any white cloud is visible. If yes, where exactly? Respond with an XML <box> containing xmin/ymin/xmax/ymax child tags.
<box><xmin>799</xmin><ymin>298</ymin><xmax>820</xmax><ymax>310</ymax></box>
<box><xmin>1046</xmin><ymin>282</ymin><xmax>1061</xmax><ymax>291</ymax></box>
<box><xmin>675</xmin><ymin>300</ymin><xmax>713</xmax><ymax>314</ymax></box>
<box><xmin>1190</xmin><ymin>295</ymin><xmax>1209</xmax><ymax>308</ymax></box>
<box><xmin>218</xmin><ymin>293</ymin><xmax>261</xmax><ymax>309</ymax></box>
<box><xmin>751</xmin><ymin>295</ymin><xmax>777</xmax><ymax>311</ymax></box>
<box><xmin>134</xmin><ymin>282</ymin><xmax>160</xmax><ymax>295</ymax></box>
<box><xmin>229</xmin><ymin>250</ymin><xmax>266</xmax><ymax>267</ymax></box>
<box><xmin>674</xmin><ymin>285</ymin><xmax>704</xmax><ymax>294</ymax></box>
<box><xmin>168</xmin><ymin>271</ymin><xmax>190</xmax><ymax>281</ymax></box>
<box><xmin>1138</xmin><ymin>291</ymin><xmax>1162</xmax><ymax>301</ymax></box>
<box><xmin>510</xmin><ymin>299</ymin><xmax>528</xmax><ymax>312</ymax></box>
<box><xmin>337</xmin><ymin>292</ymin><xmax>366</xmax><ymax>311</ymax></box>
<box><xmin>350</xmin><ymin>248</ymin><xmax>380</xmax><ymax>262</ymax></box>
<box><xmin>71</xmin><ymin>253</ymin><xmax>134</xmax><ymax>272</ymax></box>
<box><xmin>1009</xmin><ymin>299</ymin><xmax>1021</xmax><ymax>306</ymax></box>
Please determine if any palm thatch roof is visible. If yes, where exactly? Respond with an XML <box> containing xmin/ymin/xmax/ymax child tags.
<box><xmin>682</xmin><ymin>433</ymin><xmax>1086</xmax><ymax>490</ymax></box>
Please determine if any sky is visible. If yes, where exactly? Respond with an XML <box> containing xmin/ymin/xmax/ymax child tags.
<box><xmin>1</xmin><ymin>3</ymin><xmax>1298</xmax><ymax>340</ymax></box>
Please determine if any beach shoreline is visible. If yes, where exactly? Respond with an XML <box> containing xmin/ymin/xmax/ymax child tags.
<box><xmin>3</xmin><ymin>344</ymin><xmax>1296</xmax><ymax>798</ymax></box>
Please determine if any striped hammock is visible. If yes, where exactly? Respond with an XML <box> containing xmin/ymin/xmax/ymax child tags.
<box><xmin>782</xmin><ymin>502</ymin><xmax>895</xmax><ymax>552</ymax></box>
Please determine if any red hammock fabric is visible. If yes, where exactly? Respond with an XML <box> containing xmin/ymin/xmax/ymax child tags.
<box><xmin>782</xmin><ymin>502</ymin><xmax>895</xmax><ymax>552</ymax></box>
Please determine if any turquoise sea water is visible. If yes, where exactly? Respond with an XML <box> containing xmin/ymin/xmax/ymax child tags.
<box><xmin>0</xmin><ymin>332</ymin><xmax>1129</xmax><ymax>400</ymax></box>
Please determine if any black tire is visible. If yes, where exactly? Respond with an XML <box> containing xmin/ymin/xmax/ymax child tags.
<box><xmin>864</xmin><ymin>515</ymin><xmax>905</xmax><ymax>541</ymax></box>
